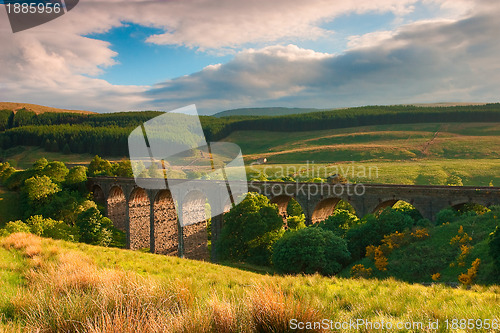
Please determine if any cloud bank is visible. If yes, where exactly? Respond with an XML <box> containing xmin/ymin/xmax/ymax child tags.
<box><xmin>0</xmin><ymin>0</ymin><xmax>498</xmax><ymax>113</ymax></box>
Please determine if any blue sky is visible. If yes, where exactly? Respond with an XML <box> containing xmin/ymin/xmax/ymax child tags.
<box><xmin>0</xmin><ymin>0</ymin><xmax>498</xmax><ymax>114</ymax></box>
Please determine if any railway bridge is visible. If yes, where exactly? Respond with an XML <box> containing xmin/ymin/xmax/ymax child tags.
<box><xmin>87</xmin><ymin>177</ymin><xmax>500</xmax><ymax>261</ymax></box>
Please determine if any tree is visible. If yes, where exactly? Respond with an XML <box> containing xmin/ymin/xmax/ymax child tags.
<box><xmin>23</xmin><ymin>175</ymin><xmax>61</xmax><ymax>204</ymax></box>
<box><xmin>272</xmin><ymin>227</ymin><xmax>350</xmax><ymax>275</ymax></box>
<box><xmin>76</xmin><ymin>207</ymin><xmax>114</xmax><ymax>246</ymax></box>
<box><xmin>25</xmin><ymin>215</ymin><xmax>78</xmax><ymax>241</ymax></box>
<box><xmin>316</xmin><ymin>209</ymin><xmax>359</xmax><ymax>238</ymax></box>
<box><xmin>286</xmin><ymin>198</ymin><xmax>303</xmax><ymax>217</ymax></box>
<box><xmin>41</xmin><ymin>161</ymin><xmax>69</xmax><ymax>183</ymax></box>
<box><xmin>113</xmin><ymin>159</ymin><xmax>133</xmax><ymax>177</ymax></box>
<box><xmin>489</xmin><ymin>226</ymin><xmax>500</xmax><ymax>267</ymax></box>
<box><xmin>217</xmin><ymin>192</ymin><xmax>284</xmax><ymax>265</ymax></box>
<box><xmin>62</xmin><ymin>143</ymin><xmax>72</xmax><ymax>154</ymax></box>
<box><xmin>65</xmin><ymin>166</ymin><xmax>87</xmax><ymax>189</ymax></box>
<box><xmin>287</xmin><ymin>214</ymin><xmax>306</xmax><ymax>231</ymax></box>
<box><xmin>87</xmin><ymin>155</ymin><xmax>112</xmax><ymax>177</ymax></box>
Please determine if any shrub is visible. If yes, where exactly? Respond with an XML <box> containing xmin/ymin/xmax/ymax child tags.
<box><xmin>286</xmin><ymin>214</ymin><xmax>306</xmax><ymax>231</ymax></box>
<box><xmin>25</xmin><ymin>215</ymin><xmax>78</xmax><ymax>241</ymax></box>
<box><xmin>316</xmin><ymin>209</ymin><xmax>359</xmax><ymax>238</ymax></box>
<box><xmin>458</xmin><ymin>258</ymin><xmax>481</xmax><ymax>285</ymax></box>
<box><xmin>76</xmin><ymin>207</ymin><xmax>115</xmax><ymax>246</ymax></box>
<box><xmin>0</xmin><ymin>220</ymin><xmax>31</xmax><ymax>236</ymax></box>
<box><xmin>272</xmin><ymin>227</ymin><xmax>350</xmax><ymax>275</ymax></box>
<box><xmin>217</xmin><ymin>193</ymin><xmax>284</xmax><ymax>265</ymax></box>
<box><xmin>436</xmin><ymin>209</ymin><xmax>458</xmax><ymax>225</ymax></box>
<box><xmin>350</xmin><ymin>264</ymin><xmax>373</xmax><ymax>279</ymax></box>
<box><xmin>489</xmin><ymin>226</ymin><xmax>500</xmax><ymax>266</ymax></box>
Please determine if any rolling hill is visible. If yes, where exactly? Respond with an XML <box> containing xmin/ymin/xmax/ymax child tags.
<box><xmin>0</xmin><ymin>102</ymin><xmax>95</xmax><ymax>115</ymax></box>
<box><xmin>0</xmin><ymin>232</ymin><xmax>498</xmax><ymax>332</ymax></box>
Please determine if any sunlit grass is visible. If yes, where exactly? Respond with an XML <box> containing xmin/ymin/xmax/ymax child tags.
<box><xmin>0</xmin><ymin>233</ymin><xmax>498</xmax><ymax>332</ymax></box>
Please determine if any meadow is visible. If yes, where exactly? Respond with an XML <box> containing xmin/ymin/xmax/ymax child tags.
<box><xmin>0</xmin><ymin>232</ymin><xmax>499</xmax><ymax>332</ymax></box>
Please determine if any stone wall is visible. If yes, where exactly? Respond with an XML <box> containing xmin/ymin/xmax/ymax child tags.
<box><xmin>182</xmin><ymin>191</ymin><xmax>209</xmax><ymax>260</ymax></box>
<box><xmin>107</xmin><ymin>187</ymin><xmax>127</xmax><ymax>232</ymax></box>
<box><xmin>154</xmin><ymin>191</ymin><xmax>178</xmax><ymax>256</ymax></box>
<box><xmin>183</xmin><ymin>221</ymin><xmax>209</xmax><ymax>261</ymax></box>
<box><xmin>129</xmin><ymin>189</ymin><xmax>150</xmax><ymax>250</ymax></box>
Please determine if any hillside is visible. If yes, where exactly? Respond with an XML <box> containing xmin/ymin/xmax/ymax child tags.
<box><xmin>0</xmin><ymin>102</ymin><xmax>95</xmax><ymax>115</ymax></box>
<box><xmin>225</xmin><ymin>123</ymin><xmax>500</xmax><ymax>162</ymax></box>
<box><xmin>1</xmin><ymin>232</ymin><xmax>499</xmax><ymax>332</ymax></box>
<box><xmin>213</xmin><ymin>107</ymin><xmax>323</xmax><ymax>117</ymax></box>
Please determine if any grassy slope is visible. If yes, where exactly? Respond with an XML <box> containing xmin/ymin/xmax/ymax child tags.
<box><xmin>247</xmin><ymin>159</ymin><xmax>500</xmax><ymax>186</ymax></box>
<box><xmin>339</xmin><ymin>212</ymin><xmax>500</xmax><ymax>284</ymax></box>
<box><xmin>1</xmin><ymin>233</ymin><xmax>499</xmax><ymax>332</ymax></box>
<box><xmin>224</xmin><ymin>123</ymin><xmax>500</xmax><ymax>162</ymax></box>
<box><xmin>0</xmin><ymin>102</ymin><xmax>95</xmax><ymax>115</ymax></box>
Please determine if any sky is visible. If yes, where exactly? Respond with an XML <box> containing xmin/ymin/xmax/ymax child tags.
<box><xmin>0</xmin><ymin>0</ymin><xmax>499</xmax><ymax>115</ymax></box>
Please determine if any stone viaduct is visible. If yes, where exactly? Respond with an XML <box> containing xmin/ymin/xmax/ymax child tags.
<box><xmin>87</xmin><ymin>177</ymin><xmax>500</xmax><ymax>261</ymax></box>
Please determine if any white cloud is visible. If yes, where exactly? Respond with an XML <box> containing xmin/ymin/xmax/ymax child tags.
<box><xmin>0</xmin><ymin>0</ymin><xmax>495</xmax><ymax>113</ymax></box>
<box><xmin>145</xmin><ymin>0</ymin><xmax>500</xmax><ymax>113</ymax></box>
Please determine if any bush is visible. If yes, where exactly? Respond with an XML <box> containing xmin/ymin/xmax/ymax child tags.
<box><xmin>286</xmin><ymin>214</ymin><xmax>306</xmax><ymax>231</ymax></box>
<box><xmin>272</xmin><ymin>227</ymin><xmax>350</xmax><ymax>275</ymax></box>
<box><xmin>436</xmin><ymin>209</ymin><xmax>458</xmax><ymax>225</ymax></box>
<box><xmin>25</xmin><ymin>215</ymin><xmax>78</xmax><ymax>241</ymax></box>
<box><xmin>489</xmin><ymin>226</ymin><xmax>500</xmax><ymax>266</ymax></box>
<box><xmin>0</xmin><ymin>220</ymin><xmax>31</xmax><ymax>236</ymax></box>
<box><xmin>76</xmin><ymin>207</ymin><xmax>115</xmax><ymax>246</ymax></box>
<box><xmin>316</xmin><ymin>209</ymin><xmax>359</xmax><ymax>238</ymax></box>
<box><xmin>217</xmin><ymin>193</ymin><xmax>284</xmax><ymax>265</ymax></box>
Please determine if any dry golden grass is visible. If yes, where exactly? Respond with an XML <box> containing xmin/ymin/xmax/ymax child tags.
<box><xmin>0</xmin><ymin>102</ymin><xmax>95</xmax><ymax>115</ymax></box>
<box><xmin>1</xmin><ymin>233</ymin><xmax>499</xmax><ymax>332</ymax></box>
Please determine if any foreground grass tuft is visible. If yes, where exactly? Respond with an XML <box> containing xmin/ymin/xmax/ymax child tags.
<box><xmin>0</xmin><ymin>233</ymin><xmax>499</xmax><ymax>332</ymax></box>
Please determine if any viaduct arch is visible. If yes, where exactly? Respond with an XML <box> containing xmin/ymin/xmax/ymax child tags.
<box><xmin>88</xmin><ymin>177</ymin><xmax>500</xmax><ymax>261</ymax></box>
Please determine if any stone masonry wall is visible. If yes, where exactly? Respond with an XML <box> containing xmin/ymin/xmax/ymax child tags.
<box><xmin>154</xmin><ymin>191</ymin><xmax>178</xmax><ymax>256</ymax></box>
<box><xmin>129</xmin><ymin>190</ymin><xmax>150</xmax><ymax>251</ymax></box>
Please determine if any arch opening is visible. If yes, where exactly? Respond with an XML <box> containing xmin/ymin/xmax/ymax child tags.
<box><xmin>373</xmin><ymin>200</ymin><xmax>424</xmax><ymax>221</ymax></box>
<box><xmin>452</xmin><ymin>202</ymin><xmax>489</xmax><ymax>215</ymax></box>
<box><xmin>128</xmin><ymin>187</ymin><xmax>150</xmax><ymax>251</ymax></box>
<box><xmin>312</xmin><ymin>198</ymin><xmax>357</xmax><ymax>224</ymax></box>
<box><xmin>91</xmin><ymin>185</ymin><xmax>105</xmax><ymax>205</ymax></box>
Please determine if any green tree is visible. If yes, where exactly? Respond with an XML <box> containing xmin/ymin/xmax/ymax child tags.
<box><xmin>41</xmin><ymin>161</ymin><xmax>69</xmax><ymax>183</ymax></box>
<box><xmin>65</xmin><ymin>166</ymin><xmax>87</xmax><ymax>190</ymax></box>
<box><xmin>113</xmin><ymin>159</ymin><xmax>134</xmax><ymax>177</ymax></box>
<box><xmin>23</xmin><ymin>175</ymin><xmax>60</xmax><ymax>204</ymax></box>
<box><xmin>25</xmin><ymin>215</ymin><xmax>78</xmax><ymax>241</ymax></box>
<box><xmin>316</xmin><ymin>209</ymin><xmax>359</xmax><ymax>238</ymax></box>
<box><xmin>88</xmin><ymin>155</ymin><xmax>112</xmax><ymax>177</ymax></box>
<box><xmin>62</xmin><ymin>143</ymin><xmax>72</xmax><ymax>154</ymax></box>
<box><xmin>217</xmin><ymin>192</ymin><xmax>284</xmax><ymax>265</ymax></box>
<box><xmin>286</xmin><ymin>198</ymin><xmax>303</xmax><ymax>217</ymax></box>
<box><xmin>76</xmin><ymin>207</ymin><xmax>114</xmax><ymax>246</ymax></box>
<box><xmin>287</xmin><ymin>214</ymin><xmax>306</xmax><ymax>231</ymax></box>
<box><xmin>272</xmin><ymin>227</ymin><xmax>350</xmax><ymax>275</ymax></box>
<box><xmin>489</xmin><ymin>226</ymin><xmax>500</xmax><ymax>268</ymax></box>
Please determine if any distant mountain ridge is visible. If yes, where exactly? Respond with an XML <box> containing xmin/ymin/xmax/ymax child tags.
<box><xmin>0</xmin><ymin>102</ymin><xmax>95</xmax><ymax>115</ymax></box>
<box><xmin>212</xmin><ymin>107</ymin><xmax>325</xmax><ymax>117</ymax></box>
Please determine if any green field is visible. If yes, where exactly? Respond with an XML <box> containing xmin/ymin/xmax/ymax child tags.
<box><xmin>246</xmin><ymin>159</ymin><xmax>500</xmax><ymax>186</ymax></box>
<box><xmin>224</xmin><ymin>122</ymin><xmax>500</xmax><ymax>163</ymax></box>
<box><xmin>1</xmin><ymin>233</ymin><xmax>499</xmax><ymax>332</ymax></box>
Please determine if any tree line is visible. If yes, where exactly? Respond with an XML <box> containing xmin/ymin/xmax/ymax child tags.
<box><xmin>1</xmin><ymin>104</ymin><xmax>500</xmax><ymax>156</ymax></box>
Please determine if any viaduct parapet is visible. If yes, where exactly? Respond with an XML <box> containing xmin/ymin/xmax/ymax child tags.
<box><xmin>88</xmin><ymin>177</ymin><xmax>500</xmax><ymax>261</ymax></box>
